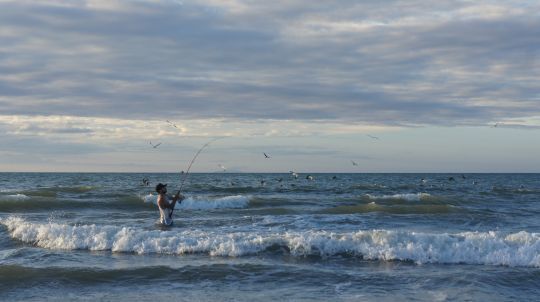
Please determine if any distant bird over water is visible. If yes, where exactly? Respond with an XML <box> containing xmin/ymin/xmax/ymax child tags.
<box><xmin>218</xmin><ymin>164</ymin><xmax>227</xmax><ymax>172</ymax></box>
<box><xmin>149</xmin><ymin>141</ymin><xmax>162</xmax><ymax>148</ymax></box>
<box><xmin>351</xmin><ymin>160</ymin><xmax>358</xmax><ymax>166</ymax></box>
<box><xmin>166</xmin><ymin>120</ymin><xmax>179</xmax><ymax>129</ymax></box>
<box><xmin>264</xmin><ymin>153</ymin><xmax>271</xmax><ymax>158</ymax></box>
<box><xmin>367</xmin><ymin>134</ymin><xmax>379</xmax><ymax>140</ymax></box>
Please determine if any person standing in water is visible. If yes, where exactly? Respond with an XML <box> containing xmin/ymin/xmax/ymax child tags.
<box><xmin>155</xmin><ymin>183</ymin><xmax>184</xmax><ymax>226</ymax></box>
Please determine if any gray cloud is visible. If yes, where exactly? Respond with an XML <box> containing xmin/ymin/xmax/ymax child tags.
<box><xmin>0</xmin><ymin>0</ymin><xmax>539</xmax><ymax>126</ymax></box>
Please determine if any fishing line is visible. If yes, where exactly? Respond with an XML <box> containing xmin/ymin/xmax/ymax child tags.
<box><xmin>169</xmin><ymin>137</ymin><xmax>223</xmax><ymax>218</ymax></box>
<box><xmin>177</xmin><ymin>137</ymin><xmax>224</xmax><ymax>193</ymax></box>
<box><xmin>166</xmin><ymin>137</ymin><xmax>223</xmax><ymax>218</ymax></box>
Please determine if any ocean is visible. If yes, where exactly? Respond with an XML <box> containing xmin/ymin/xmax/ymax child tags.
<box><xmin>0</xmin><ymin>173</ymin><xmax>539</xmax><ymax>301</ymax></box>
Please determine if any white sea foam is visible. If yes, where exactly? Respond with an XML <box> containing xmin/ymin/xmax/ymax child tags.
<box><xmin>365</xmin><ymin>193</ymin><xmax>432</xmax><ymax>202</ymax></box>
<box><xmin>1</xmin><ymin>194</ymin><xmax>30</xmax><ymax>201</ymax></box>
<box><xmin>1</xmin><ymin>216</ymin><xmax>539</xmax><ymax>267</ymax></box>
<box><xmin>142</xmin><ymin>194</ymin><xmax>250</xmax><ymax>210</ymax></box>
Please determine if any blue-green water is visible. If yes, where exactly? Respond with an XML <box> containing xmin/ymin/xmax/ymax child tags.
<box><xmin>1</xmin><ymin>173</ymin><xmax>539</xmax><ymax>301</ymax></box>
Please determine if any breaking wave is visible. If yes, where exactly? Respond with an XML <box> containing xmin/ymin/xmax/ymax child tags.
<box><xmin>363</xmin><ymin>193</ymin><xmax>440</xmax><ymax>202</ymax></box>
<box><xmin>2</xmin><ymin>216</ymin><xmax>539</xmax><ymax>267</ymax></box>
<box><xmin>142</xmin><ymin>194</ymin><xmax>250</xmax><ymax>210</ymax></box>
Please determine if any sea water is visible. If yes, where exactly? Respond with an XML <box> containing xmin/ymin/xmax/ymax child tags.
<box><xmin>0</xmin><ymin>173</ymin><xmax>539</xmax><ymax>301</ymax></box>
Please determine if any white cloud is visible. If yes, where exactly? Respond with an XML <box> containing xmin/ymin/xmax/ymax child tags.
<box><xmin>0</xmin><ymin>0</ymin><xmax>538</xmax><ymax>126</ymax></box>
<box><xmin>0</xmin><ymin>115</ymin><xmax>398</xmax><ymax>142</ymax></box>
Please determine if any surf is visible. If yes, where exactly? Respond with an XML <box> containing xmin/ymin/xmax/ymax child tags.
<box><xmin>2</xmin><ymin>216</ymin><xmax>539</xmax><ymax>267</ymax></box>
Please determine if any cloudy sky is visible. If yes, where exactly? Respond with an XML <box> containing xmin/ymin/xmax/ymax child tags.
<box><xmin>0</xmin><ymin>0</ymin><xmax>539</xmax><ymax>172</ymax></box>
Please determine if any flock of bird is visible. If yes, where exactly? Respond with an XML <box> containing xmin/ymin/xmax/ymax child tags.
<box><xmin>147</xmin><ymin>120</ymin><xmax>386</xmax><ymax>170</ymax></box>
<box><xmin>145</xmin><ymin>120</ymin><xmax>505</xmax><ymax>179</ymax></box>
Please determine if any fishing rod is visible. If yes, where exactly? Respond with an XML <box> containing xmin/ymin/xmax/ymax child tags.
<box><xmin>179</xmin><ymin>137</ymin><xmax>223</xmax><ymax>191</ymax></box>
<box><xmin>170</xmin><ymin>137</ymin><xmax>223</xmax><ymax>215</ymax></box>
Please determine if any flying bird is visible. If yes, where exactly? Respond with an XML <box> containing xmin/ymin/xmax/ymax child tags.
<box><xmin>264</xmin><ymin>152</ymin><xmax>271</xmax><ymax>158</ymax></box>
<box><xmin>166</xmin><ymin>120</ymin><xmax>178</xmax><ymax>129</ymax></box>
<box><xmin>491</xmin><ymin>122</ymin><xmax>502</xmax><ymax>128</ymax></box>
<box><xmin>149</xmin><ymin>141</ymin><xmax>162</xmax><ymax>148</ymax></box>
<box><xmin>351</xmin><ymin>160</ymin><xmax>359</xmax><ymax>166</ymax></box>
<box><xmin>367</xmin><ymin>134</ymin><xmax>380</xmax><ymax>140</ymax></box>
<box><xmin>289</xmin><ymin>171</ymin><xmax>299</xmax><ymax>179</ymax></box>
<box><xmin>218</xmin><ymin>164</ymin><xmax>227</xmax><ymax>172</ymax></box>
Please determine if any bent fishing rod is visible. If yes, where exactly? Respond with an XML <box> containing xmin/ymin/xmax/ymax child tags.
<box><xmin>170</xmin><ymin>137</ymin><xmax>223</xmax><ymax>213</ymax></box>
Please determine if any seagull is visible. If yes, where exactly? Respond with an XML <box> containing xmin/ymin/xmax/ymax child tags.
<box><xmin>149</xmin><ymin>141</ymin><xmax>162</xmax><ymax>148</ymax></box>
<box><xmin>289</xmin><ymin>171</ymin><xmax>299</xmax><ymax>179</ymax></box>
<box><xmin>218</xmin><ymin>164</ymin><xmax>227</xmax><ymax>172</ymax></box>
<box><xmin>306</xmin><ymin>175</ymin><xmax>314</xmax><ymax>181</ymax></box>
<box><xmin>351</xmin><ymin>160</ymin><xmax>358</xmax><ymax>166</ymax></box>
<box><xmin>491</xmin><ymin>122</ymin><xmax>502</xmax><ymax>128</ymax></box>
<box><xmin>166</xmin><ymin>120</ymin><xmax>178</xmax><ymax>129</ymax></box>
<box><xmin>264</xmin><ymin>152</ymin><xmax>271</xmax><ymax>158</ymax></box>
<box><xmin>367</xmin><ymin>134</ymin><xmax>380</xmax><ymax>140</ymax></box>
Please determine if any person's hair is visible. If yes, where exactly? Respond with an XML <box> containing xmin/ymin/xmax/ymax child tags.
<box><xmin>155</xmin><ymin>183</ymin><xmax>167</xmax><ymax>193</ymax></box>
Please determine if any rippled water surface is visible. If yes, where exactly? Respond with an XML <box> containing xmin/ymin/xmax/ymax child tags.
<box><xmin>1</xmin><ymin>173</ymin><xmax>539</xmax><ymax>301</ymax></box>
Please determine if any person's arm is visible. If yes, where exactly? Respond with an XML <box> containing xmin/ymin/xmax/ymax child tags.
<box><xmin>173</xmin><ymin>191</ymin><xmax>185</xmax><ymax>203</ymax></box>
<box><xmin>169</xmin><ymin>192</ymin><xmax>184</xmax><ymax>209</ymax></box>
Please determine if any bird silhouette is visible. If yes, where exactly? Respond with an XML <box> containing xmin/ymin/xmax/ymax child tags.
<box><xmin>166</xmin><ymin>120</ymin><xmax>178</xmax><ymax>129</ymax></box>
<box><xmin>149</xmin><ymin>141</ymin><xmax>162</xmax><ymax>148</ymax></box>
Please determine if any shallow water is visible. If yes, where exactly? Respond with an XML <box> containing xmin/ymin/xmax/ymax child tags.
<box><xmin>1</xmin><ymin>173</ymin><xmax>539</xmax><ymax>301</ymax></box>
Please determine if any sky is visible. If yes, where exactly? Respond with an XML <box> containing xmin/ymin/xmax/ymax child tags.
<box><xmin>0</xmin><ymin>0</ymin><xmax>539</xmax><ymax>172</ymax></box>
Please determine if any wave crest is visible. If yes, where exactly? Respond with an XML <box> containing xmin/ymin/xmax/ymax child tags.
<box><xmin>142</xmin><ymin>194</ymin><xmax>250</xmax><ymax>210</ymax></box>
<box><xmin>1</xmin><ymin>217</ymin><xmax>539</xmax><ymax>267</ymax></box>
<box><xmin>363</xmin><ymin>193</ymin><xmax>436</xmax><ymax>202</ymax></box>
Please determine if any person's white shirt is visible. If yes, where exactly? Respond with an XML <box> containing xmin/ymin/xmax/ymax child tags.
<box><xmin>159</xmin><ymin>201</ymin><xmax>173</xmax><ymax>226</ymax></box>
